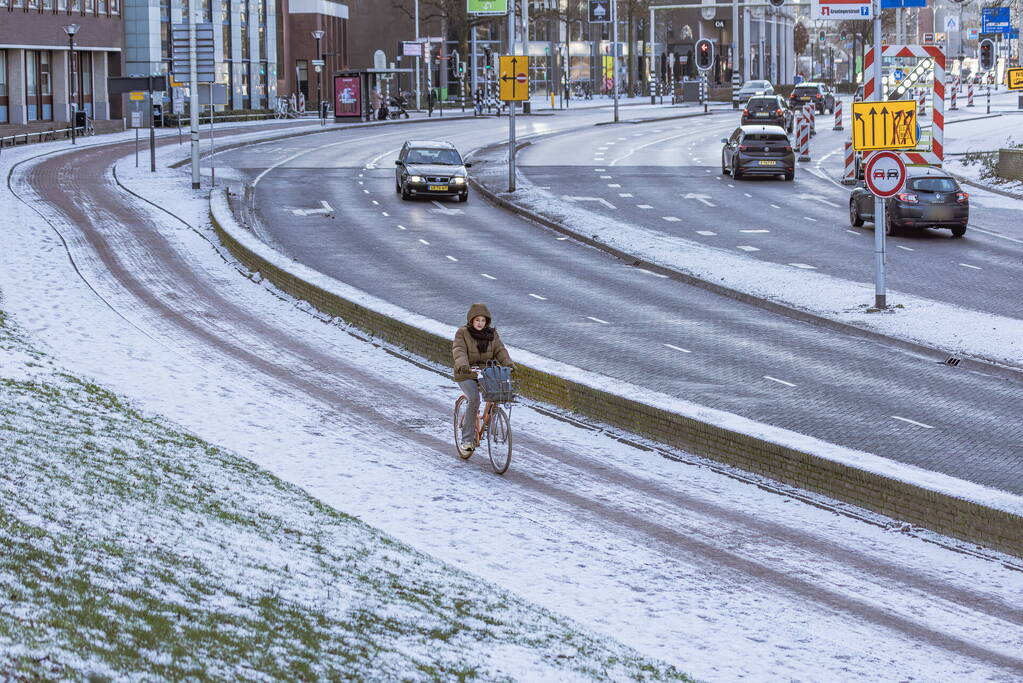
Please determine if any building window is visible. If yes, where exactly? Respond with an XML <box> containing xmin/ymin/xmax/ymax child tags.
<box><xmin>240</xmin><ymin>67</ymin><xmax>249</xmax><ymax>108</ymax></box>
<box><xmin>240</xmin><ymin>0</ymin><xmax>250</xmax><ymax>61</ymax></box>
<box><xmin>85</xmin><ymin>0</ymin><xmax>93</xmax><ymax>12</ymax></box>
<box><xmin>296</xmin><ymin>59</ymin><xmax>308</xmax><ymax>102</ymax></box>
<box><xmin>58</xmin><ymin>0</ymin><xmax>68</xmax><ymax>10</ymax></box>
<box><xmin>0</xmin><ymin>51</ymin><xmax>8</xmax><ymax>124</ymax></box>
<box><xmin>25</xmin><ymin>51</ymin><xmax>53</xmax><ymax>122</ymax></box>
<box><xmin>98</xmin><ymin>0</ymin><xmax>106</xmax><ymax>13</ymax></box>
<box><xmin>257</xmin><ymin>0</ymin><xmax>266</xmax><ymax>62</ymax></box>
<box><xmin>80</xmin><ymin>53</ymin><xmax>93</xmax><ymax>117</ymax></box>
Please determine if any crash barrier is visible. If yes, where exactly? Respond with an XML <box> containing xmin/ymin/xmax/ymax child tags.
<box><xmin>797</xmin><ymin>114</ymin><xmax>811</xmax><ymax>162</ymax></box>
<box><xmin>833</xmin><ymin>99</ymin><xmax>844</xmax><ymax>130</ymax></box>
<box><xmin>843</xmin><ymin>141</ymin><xmax>856</xmax><ymax>184</ymax></box>
<box><xmin>208</xmin><ymin>187</ymin><xmax>1023</xmax><ymax>560</ymax></box>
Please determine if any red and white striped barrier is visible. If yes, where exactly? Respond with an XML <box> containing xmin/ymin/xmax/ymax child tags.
<box><xmin>950</xmin><ymin>87</ymin><xmax>958</xmax><ymax>110</ymax></box>
<box><xmin>918</xmin><ymin>89</ymin><xmax>927</xmax><ymax>117</ymax></box>
<box><xmin>967</xmin><ymin>83</ymin><xmax>975</xmax><ymax>107</ymax></box>
<box><xmin>842</xmin><ymin>141</ymin><xmax>855</xmax><ymax>184</ymax></box>
<box><xmin>797</xmin><ymin>115</ymin><xmax>811</xmax><ymax>162</ymax></box>
<box><xmin>833</xmin><ymin>99</ymin><xmax>844</xmax><ymax>130</ymax></box>
<box><xmin>863</xmin><ymin>44</ymin><xmax>945</xmax><ymax>167</ymax></box>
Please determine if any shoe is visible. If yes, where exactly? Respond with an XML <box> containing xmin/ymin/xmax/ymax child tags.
<box><xmin>460</xmin><ymin>441</ymin><xmax>475</xmax><ymax>452</ymax></box>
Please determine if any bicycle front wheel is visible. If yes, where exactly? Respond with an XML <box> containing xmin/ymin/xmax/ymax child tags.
<box><xmin>487</xmin><ymin>405</ymin><xmax>512</xmax><ymax>474</ymax></box>
<box><xmin>453</xmin><ymin>395</ymin><xmax>473</xmax><ymax>460</ymax></box>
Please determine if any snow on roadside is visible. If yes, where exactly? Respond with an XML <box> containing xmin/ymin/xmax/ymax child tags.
<box><xmin>471</xmin><ymin>152</ymin><xmax>1023</xmax><ymax>369</ymax></box>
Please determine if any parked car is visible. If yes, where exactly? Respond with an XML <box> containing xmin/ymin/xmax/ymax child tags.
<box><xmin>720</xmin><ymin>125</ymin><xmax>795</xmax><ymax>181</ymax></box>
<box><xmin>395</xmin><ymin>140</ymin><xmax>471</xmax><ymax>202</ymax></box>
<box><xmin>736</xmin><ymin>80</ymin><xmax>774</xmax><ymax>99</ymax></box>
<box><xmin>789</xmin><ymin>82</ymin><xmax>836</xmax><ymax>114</ymax></box>
<box><xmin>741</xmin><ymin>95</ymin><xmax>794</xmax><ymax>132</ymax></box>
<box><xmin>849</xmin><ymin>166</ymin><xmax>969</xmax><ymax>237</ymax></box>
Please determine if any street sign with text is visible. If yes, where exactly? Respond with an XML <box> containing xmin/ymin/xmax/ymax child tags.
<box><xmin>499</xmin><ymin>55</ymin><xmax>529</xmax><ymax>100</ymax></box>
<box><xmin>171</xmin><ymin>23</ymin><xmax>217</xmax><ymax>84</ymax></box>
<box><xmin>1007</xmin><ymin>68</ymin><xmax>1023</xmax><ymax>91</ymax></box>
<box><xmin>589</xmin><ymin>0</ymin><xmax>611</xmax><ymax>23</ymax></box>
<box><xmin>812</xmin><ymin>0</ymin><xmax>872</xmax><ymax>21</ymax></box>
<box><xmin>852</xmin><ymin>100</ymin><xmax>918</xmax><ymax>152</ymax></box>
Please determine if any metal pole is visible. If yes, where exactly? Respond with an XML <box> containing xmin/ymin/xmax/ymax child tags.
<box><xmin>471</xmin><ymin>24</ymin><xmax>478</xmax><ymax>97</ymax></box>
<box><xmin>69</xmin><ymin>36</ymin><xmax>76</xmax><ymax>145</ymax></box>
<box><xmin>872</xmin><ymin>0</ymin><xmax>885</xmax><ymax>309</ymax></box>
<box><xmin>414</xmin><ymin>0</ymin><xmax>421</xmax><ymax>110</ymax></box>
<box><xmin>189</xmin><ymin>11</ymin><xmax>200</xmax><ymax>190</ymax></box>
<box><xmin>509</xmin><ymin>101</ymin><xmax>517</xmax><ymax>191</ymax></box>
<box><xmin>732</xmin><ymin>0</ymin><xmax>740</xmax><ymax>107</ymax></box>
<box><xmin>316</xmin><ymin>36</ymin><xmax>322</xmax><ymax>122</ymax></box>
<box><xmin>612</xmin><ymin>0</ymin><xmax>619</xmax><ymax>122</ymax></box>
<box><xmin>210</xmin><ymin>84</ymin><xmax>216</xmax><ymax>187</ymax></box>
<box><xmin>650</xmin><ymin>7</ymin><xmax>656</xmax><ymax>104</ymax></box>
<box><xmin>149</xmin><ymin>90</ymin><xmax>156</xmax><ymax>173</ymax></box>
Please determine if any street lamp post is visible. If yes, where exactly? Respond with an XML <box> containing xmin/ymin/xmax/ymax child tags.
<box><xmin>311</xmin><ymin>30</ymin><xmax>325</xmax><ymax>120</ymax></box>
<box><xmin>63</xmin><ymin>23</ymin><xmax>79</xmax><ymax>145</ymax></box>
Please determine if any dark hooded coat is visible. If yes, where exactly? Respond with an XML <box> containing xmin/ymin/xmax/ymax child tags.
<box><xmin>452</xmin><ymin>302</ymin><xmax>512</xmax><ymax>382</ymax></box>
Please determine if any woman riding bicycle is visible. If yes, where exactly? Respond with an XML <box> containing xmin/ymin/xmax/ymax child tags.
<box><xmin>452</xmin><ymin>303</ymin><xmax>513</xmax><ymax>452</ymax></box>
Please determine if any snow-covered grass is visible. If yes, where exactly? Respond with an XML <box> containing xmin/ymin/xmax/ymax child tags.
<box><xmin>0</xmin><ymin>306</ymin><xmax>694</xmax><ymax>681</ymax></box>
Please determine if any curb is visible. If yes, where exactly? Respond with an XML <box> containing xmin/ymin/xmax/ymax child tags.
<box><xmin>466</xmin><ymin>145</ymin><xmax>1023</xmax><ymax>384</ymax></box>
<box><xmin>208</xmin><ymin>187</ymin><xmax>1023</xmax><ymax>560</ymax></box>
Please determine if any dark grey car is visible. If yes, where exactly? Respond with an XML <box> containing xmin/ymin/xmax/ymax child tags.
<box><xmin>721</xmin><ymin>125</ymin><xmax>796</xmax><ymax>181</ymax></box>
<box><xmin>395</xmin><ymin>140</ymin><xmax>470</xmax><ymax>202</ymax></box>
<box><xmin>849</xmin><ymin>167</ymin><xmax>969</xmax><ymax>238</ymax></box>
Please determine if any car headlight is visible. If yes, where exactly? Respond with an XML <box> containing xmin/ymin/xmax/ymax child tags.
<box><xmin>408</xmin><ymin>175</ymin><xmax>424</xmax><ymax>183</ymax></box>
<box><xmin>452</xmin><ymin>176</ymin><xmax>466</xmax><ymax>185</ymax></box>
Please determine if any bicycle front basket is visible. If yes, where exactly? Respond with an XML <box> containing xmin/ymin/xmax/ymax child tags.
<box><xmin>479</xmin><ymin>365</ymin><xmax>515</xmax><ymax>403</ymax></box>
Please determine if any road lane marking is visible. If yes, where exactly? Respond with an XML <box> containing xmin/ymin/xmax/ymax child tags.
<box><xmin>892</xmin><ymin>415</ymin><xmax>935</xmax><ymax>429</ymax></box>
<box><xmin>381</xmin><ymin>211</ymin><xmax>390</xmax><ymax>217</ymax></box>
<box><xmin>481</xmin><ymin>273</ymin><xmax>497</xmax><ymax>280</ymax></box>
<box><xmin>358</xmin><ymin>181</ymin><xmax>363</xmax><ymax>185</ymax></box>
<box><xmin>770</xmin><ymin>203</ymin><xmax>781</xmax><ymax>209</ymax></box>
<box><xmin>789</xmin><ymin>263</ymin><xmax>816</xmax><ymax>269</ymax></box>
<box><xmin>664</xmin><ymin>343</ymin><xmax>691</xmax><ymax>353</ymax></box>
<box><xmin>371</xmin><ymin>200</ymin><xmax>379</xmax><ymax>205</ymax></box>
<box><xmin>363</xmin><ymin>189</ymin><xmax>370</xmax><ymax>194</ymax></box>
<box><xmin>740</xmin><ymin>229</ymin><xmax>770</xmax><ymax>233</ymax></box>
<box><xmin>556</xmin><ymin>237</ymin><xmax>569</xmax><ymax>240</ymax></box>
<box><xmin>608</xmin><ymin>183</ymin><xmax>621</xmax><ymax>188</ymax></box>
<box><xmin>737</xmin><ymin>245</ymin><xmax>760</xmax><ymax>252</ymax></box>
<box><xmin>959</xmin><ymin>263</ymin><xmax>982</xmax><ymax>270</ymax></box>
<box><xmin>764</xmin><ymin>376</ymin><xmax>796</xmax><ymax>387</ymax></box>
<box><xmin>397</xmin><ymin>225</ymin><xmax>407</xmax><ymax>230</ymax></box>
<box><xmin>637</xmin><ymin>268</ymin><xmax>669</xmax><ymax>278</ymax></box>
<box><xmin>600</xmin><ymin>175</ymin><xmax>613</xmax><ymax>179</ymax></box>
<box><xmin>728</xmin><ymin>184</ymin><xmax>735</xmax><ymax>188</ymax></box>
<box><xmin>803</xmin><ymin>216</ymin><xmax>818</xmax><ymax>222</ymax></box>
<box><xmin>594</xmin><ymin>168</ymin><xmax>606</xmax><ymax>171</ymax></box>
<box><xmin>529</xmin><ymin>293</ymin><xmax>547</xmax><ymax>300</ymax></box>
<box><xmin>637</xmin><ymin>204</ymin><xmax>653</xmax><ymax>209</ymax></box>
<box><xmin>695</xmin><ymin>230</ymin><xmax>717</xmax><ymax>236</ymax></box>
<box><xmin>586</xmin><ymin>316</ymin><xmax>610</xmax><ymax>324</ymax></box>
<box><xmin>419</xmin><ymin>239</ymin><xmax>430</xmax><ymax>245</ymax></box>
<box><xmin>847</xmin><ymin>230</ymin><xmax>861</xmax><ymax>235</ymax></box>
<box><xmin>744</xmin><ymin>192</ymin><xmax>752</xmax><ymax>198</ymax></box>
<box><xmin>446</xmin><ymin>255</ymin><xmax>458</xmax><ymax>261</ymax></box>
<box><xmin>897</xmin><ymin>245</ymin><xmax>914</xmax><ymax>251</ymax></box>
<box><xmin>662</xmin><ymin>216</ymin><xmax>681</xmax><ymax>222</ymax></box>
<box><xmin>619</xmin><ymin>193</ymin><xmax>634</xmax><ymax>197</ymax></box>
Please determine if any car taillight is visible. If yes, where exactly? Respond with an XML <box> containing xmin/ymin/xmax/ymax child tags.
<box><xmin>775</xmin><ymin>108</ymin><xmax>784</xmax><ymax>116</ymax></box>
<box><xmin>742</xmin><ymin>109</ymin><xmax>749</xmax><ymax>116</ymax></box>
<box><xmin>956</xmin><ymin>192</ymin><xmax>969</xmax><ymax>203</ymax></box>
<box><xmin>896</xmin><ymin>192</ymin><xmax>918</xmax><ymax>203</ymax></box>
<box><xmin>815</xmin><ymin>93</ymin><xmax>822</xmax><ymax>99</ymax></box>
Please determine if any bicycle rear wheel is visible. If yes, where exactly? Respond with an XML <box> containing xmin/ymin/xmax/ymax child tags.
<box><xmin>487</xmin><ymin>405</ymin><xmax>512</xmax><ymax>474</ymax></box>
<box><xmin>453</xmin><ymin>396</ymin><xmax>473</xmax><ymax>459</ymax></box>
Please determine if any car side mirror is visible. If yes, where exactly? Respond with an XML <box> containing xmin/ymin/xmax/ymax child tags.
<box><xmin>464</xmin><ymin>162</ymin><xmax>473</xmax><ymax>168</ymax></box>
<box><xmin>394</xmin><ymin>160</ymin><xmax>403</xmax><ymax>165</ymax></box>
<box><xmin>720</xmin><ymin>138</ymin><xmax>729</xmax><ymax>144</ymax></box>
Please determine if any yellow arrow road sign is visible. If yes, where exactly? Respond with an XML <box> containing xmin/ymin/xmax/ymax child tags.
<box><xmin>499</xmin><ymin>55</ymin><xmax>529</xmax><ymax>101</ymax></box>
<box><xmin>1008</xmin><ymin>68</ymin><xmax>1023</xmax><ymax>91</ymax></box>
<box><xmin>851</xmin><ymin>100</ymin><xmax>918</xmax><ymax>152</ymax></box>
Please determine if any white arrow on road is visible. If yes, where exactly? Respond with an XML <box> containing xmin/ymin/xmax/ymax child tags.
<box><xmin>290</xmin><ymin>201</ymin><xmax>334</xmax><ymax>216</ymax></box>
<box><xmin>562</xmin><ymin>195</ymin><xmax>617</xmax><ymax>210</ymax></box>
<box><xmin>683</xmin><ymin>193</ymin><xmax>716</xmax><ymax>207</ymax></box>
<box><xmin>795</xmin><ymin>193</ymin><xmax>841</xmax><ymax>207</ymax></box>
<box><xmin>431</xmin><ymin>200</ymin><xmax>465</xmax><ymax>215</ymax></box>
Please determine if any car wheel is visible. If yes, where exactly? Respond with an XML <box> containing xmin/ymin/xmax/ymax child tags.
<box><xmin>733</xmin><ymin>165</ymin><xmax>743</xmax><ymax>180</ymax></box>
<box><xmin>784</xmin><ymin>172</ymin><xmax>794</xmax><ymax>181</ymax></box>
<box><xmin>459</xmin><ymin>192</ymin><xmax>468</xmax><ymax>203</ymax></box>
<box><xmin>722</xmin><ymin>157</ymin><xmax>730</xmax><ymax>176</ymax></box>
<box><xmin>951</xmin><ymin>226</ymin><xmax>966</xmax><ymax>238</ymax></box>
<box><xmin>884</xmin><ymin>211</ymin><xmax>898</xmax><ymax>236</ymax></box>
<box><xmin>400</xmin><ymin>184</ymin><xmax>410</xmax><ymax>200</ymax></box>
<box><xmin>849</xmin><ymin>200</ymin><xmax>864</xmax><ymax>227</ymax></box>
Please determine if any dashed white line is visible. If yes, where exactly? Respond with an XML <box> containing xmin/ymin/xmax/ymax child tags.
<box><xmin>897</xmin><ymin>245</ymin><xmax>915</xmax><ymax>251</ymax></box>
<box><xmin>789</xmin><ymin>263</ymin><xmax>816</xmax><ymax>269</ymax></box>
<box><xmin>740</xmin><ymin>229</ymin><xmax>770</xmax><ymax>233</ymax></box>
<box><xmin>481</xmin><ymin>273</ymin><xmax>497</xmax><ymax>280</ymax></box>
<box><xmin>664</xmin><ymin>343</ymin><xmax>692</xmax><ymax>353</ymax></box>
<box><xmin>608</xmin><ymin>183</ymin><xmax>622</xmax><ymax>188</ymax></box>
<box><xmin>381</xmin><ymin>212</ymin><xmax>389</xmax><ymax>217</ymax></box>
<box><xmin>371</xmin><ymin>200</ymin><xmax>379</xmax><ymax>205</ymax></box>
<box><xmin>764</xmin><ymin>375</ymin><xmax>796</xmax><ymax>387</ymax></box>
<box><xmin>637</xmin><ymin>204</ymin><xmax>653</xmax><ymax>209</ymax></box>
<box><xmin>445</xmin><ymin>255</ymin><xmax>458</xmax><ymax>261</ymax></box>
<box><xmin>600</xmin><ymin>175</ymin><xmax>613</xmax><ymax>179</ymax></box>
<box><xmin>619</xmin><ymin>193</ymin><xmax>634</xmax><ymax>197</ymax></box>
<box><xmin>529</xmin><ymin>293</ymin><xmax>548</xmax><ymax>300</ymax></box>
<box><xmin>586</xmin><ymin>316</ymin><xmax>610</xmax><ymax>324</ymax></box>
<box><xmin>803</xmin><ymin>216</ymin><xmax>818</xmax><ymax>222</ymax></box>
<box><xmin>770</xmin><ymin>203</ymin><xmax>781</xmax><ymax>209</ymax></box>
<box><xmin>662</xmin><ymin>216</ymin><xmax>681</xmax><ymax>222</ymax></box>
<box><xmin>959</xmin><ymin>263</ymin><xmax>982</xmax><ymax>270</ymax></box>
<box><xmin>695</xmin><ymin>230</ymin><xmax>717</xmax><ymax>236</ymax></box>
<box><xmin>556</xmin><ymin>237</ymin><xmax>569</xmax><ymax>241</ymax></box>
<box><xmin>847</xmin><ymin>229</ymin><xmax>861</xmax><ymax>235</ymax></box>
<box><xmin>743</xmin><ymin>192</ymin><xmax>753</xmax><ymax>198</ymax></box>
<box><xmin>419</xmin><ymin>238</ymin><xmax>430</xmax><ymax>245</ymax></box>
<box><xmin>397</xmin><ymin>224</ymin><xmax>407</xmax><ymax>230</ymax></box>
<box><xmin>728</xmin><ymin>184</ymin><xmax>735</xmax><ymax>188</ymax></box>
<box><xmin>358</xmin><ymin>181</ymin><xmax>364</xmax><ymax>185</ymax></box>
<box><xmin>891</xmin><ymin>415</ymin><xmax>935</xmax><ymax>429</ymax></box>
<box><xmin>363</xmin><ymin>189</ymin><xmax>370</xmax><ymax>194</ymax></box>
<box><xmin>594</xmin><ymin>168</ymin><xmax>606</xmax><ymax>171</ymax></box>
<box><xmin>637</xmin><ymin>268</ymin><xmax>669</xmax><ymax>278</ymax></box>
<box><xmin>736</xmin><ymin>245</ymin><xmax>760</xmax><ymax>252</ymax></box>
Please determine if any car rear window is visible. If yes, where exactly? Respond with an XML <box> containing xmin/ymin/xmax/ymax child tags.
<box><xmin>744</xmin><ymin>133</ymin><xmax>788</xmax><ymax>142</ymax></box>
<box><xmin>793</xmin><ymin>86</ymin><xmax>819</xmax><ymax>95</ymax></box>
<box><xmin>910</xmin><ymin>178</ymin><xmax>958</xmax><ymax>192</ymax></box>
<box><xmin>748</xmin><ymin>99</ymin><xmax>778</xmax><ymax>110</ymax></box>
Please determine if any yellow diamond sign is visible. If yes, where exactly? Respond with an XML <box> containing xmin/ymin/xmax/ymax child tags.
<box><xmin>499</xmin><ymin>55</ymin><xmax>529</xmax><ymax>101</ymax></box>
<box><xmin>851</xmin><ymin>100</ymin><xmax>919</xmax><ymax>152</ymax></box>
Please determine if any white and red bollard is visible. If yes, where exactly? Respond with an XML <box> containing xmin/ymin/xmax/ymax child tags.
<box><xmin>797</xmin><ymin>115</ymin><xmax>811</xmax><ymax>162</ymax></box>
<box><xmin>950</xmin><ymin>87</ymin><xmax>958</xmax><ymax>111</ymax></box>
<box><xmin>967</xmin><ymin>83</ymin><xmax>975</xmax><ymax>107</ymax></box>
<box><xmin>833</xmin><ymin>99</ymin><xmax>844</xmax><ymax>130</ymax></box>
<box><xmin>842</xmin><ymin>141</ymin><xmax>856</xmax><ymax>184</ymax></box>
<box><xmin>918</xmin><ymin>89</ymin><xmax>927</xmax><ymax>118</ymax></box>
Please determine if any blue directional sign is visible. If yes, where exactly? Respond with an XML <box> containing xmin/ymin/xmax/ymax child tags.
<box><xmin>893</xmin><ymin>68</ymin><xmax>905</xmax><ymax>82</ymax></box>
<box><xmin>981</xmin><ymin>7</ymin><xmax>1011</xmax><ymax>34</ymax></box>
<box><xmin>880</xmin><ymin>0</ymin><xmax>926</xmax><ymax>8</ymax></box>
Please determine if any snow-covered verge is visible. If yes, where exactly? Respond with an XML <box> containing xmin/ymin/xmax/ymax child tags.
<box><xmin>471</xmin><ymin>148</ymin><xmax>1023</xmax><ymax>370</ymax></box>
<box><xmin>0</xmin><ymin>307</ymin><xmax>693</xmax><ymax>681</ymax></box>
<box><xmin>947</xmin><ymin>152</ymin><xmax>1023</xmax><ymax>199</ymax></box>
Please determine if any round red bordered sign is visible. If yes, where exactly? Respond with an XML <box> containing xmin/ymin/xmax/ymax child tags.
<box><xmin>863</xmin><ymin>150</ymin><xmax>907</xmax><ymax>198</ymax></box>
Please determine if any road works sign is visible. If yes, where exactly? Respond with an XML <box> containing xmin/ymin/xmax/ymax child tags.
<box><xmin>864</xmin><ymin>151</ymin><xmax>907</xmax><ymax>198</ymax></box>
<box><xmin>1008</xmin><ymin>68</ymin><xmax>1023</xmax><ymax>91</ymax></box>
<box><xmin>851</xmin><ymin>100</ymin><xmax>918</xmax><ymax>152</ymax></box>
<box><xmin>499</xmin><ymin>55</ymin><xmax>529</xmax><ymax>101</ymax></box>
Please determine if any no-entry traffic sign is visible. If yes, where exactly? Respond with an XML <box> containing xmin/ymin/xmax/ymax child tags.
<box><xmin>864</xmin><ymin>151</ymin><xmax>907</xmax><ymax>198</ymax></box>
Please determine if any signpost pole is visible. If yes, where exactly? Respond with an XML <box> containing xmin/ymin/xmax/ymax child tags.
<box><xmin>872</xmin><ymin>0</ymin><xmax>885</xmax><ymax>309</ymax></box>
<box><xmin>189</xmin><ymin>12</ymin><xmax>200</xmax><ymax>190</ymax></box>
<box><xmin>509</xmin><ymin>98</ymin><xmax>516</xmax><ymax>191</ymax></box>
<box><xmin>612</xmin><ymin>0</ymin><xmax>619</xmax><ymax>122</ymax></box>
<box><xmin>134</xmin><ymin>101</ymin><xmax>140</xmax><ymax>167</ymax></box>
<box><xmin>649</xmin><ymin>7</ymin><xmax>656</xmax><ymax>105</ymax></box>
<box><xmin>149</xmin><ymin>79</ymin><xmax>156</xmax><ymax>173</ymax></box>
<box><xmin>732</xmin><ymin>0</ymin><xmax>739</xmax><ymax>108</ymax></box>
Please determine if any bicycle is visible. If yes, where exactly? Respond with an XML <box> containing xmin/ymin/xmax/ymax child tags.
<box><xmin>453</xmin><ymin>363</ymin><xmax>514</xmax><ymax>474</ymax></box>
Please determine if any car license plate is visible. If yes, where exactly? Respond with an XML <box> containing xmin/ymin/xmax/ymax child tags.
<box><xmin>428</xmin><ymin>185</ymin><xmax>448</xmax><ymax>191</ymax></box>
<box><xmin>755</xmin><ymin>112</ymin><xmax>770</xmax><ymax>117</ymax></box>
<box><xmin>758</xmin><ymin>160</ymin><xmax>777</xmax><ymax>166</ymax></box>
<box><xmin>799</xmin><ymin>96</ymin><xmax>810</xmax><ymax>101</ymax></box>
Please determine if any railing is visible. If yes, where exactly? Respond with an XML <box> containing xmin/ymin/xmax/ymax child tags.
<box><xmin>0</xmin><ymin>126</ymin><xmax>85</xmax><ymax>155</ymax></box>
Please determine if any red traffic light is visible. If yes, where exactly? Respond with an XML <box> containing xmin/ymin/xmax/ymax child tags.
<box><xmin>979</xmin><ymin>38</ymin><xmax>994</xmax><ymax>71</ymax></box>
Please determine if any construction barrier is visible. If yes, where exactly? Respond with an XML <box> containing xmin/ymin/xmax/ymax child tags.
<box><xmin>833</xmin><ymin>99</ymin><xmax>844</xmax><ymax>130</ymax></box>
<box><xmin>918</xmin><ymin>89</ymin><xmax>927</xmax><ymax>117</ymax></box>
<box><xmin>842</xmin><ymin>141</ymin><xmax>856</xmax><ymax>184</ymax></box>
<box><xmin>950</xmin><ymin>87</ymin><xmax>958</xmax><ymax>110</ymax></box>
<box><xmin>967</xmin><ymin>83</ymin><xmax>975</xmax><ymax>107</ymax></box>
<box><xmin>797</xmin><ymin>115</ymin><xmax>811</xmax><ymax>162</ymax></box>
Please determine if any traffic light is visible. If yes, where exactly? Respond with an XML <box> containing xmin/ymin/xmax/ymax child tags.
<box><xmin>483</xmin><ymin>46</ymin><xmax>493</xmax><ymax>70</ymax></box>
<box><xmin>695</xmin><ymin>39</ymin><xmax>714</xmax><ymax>71</ymax></box>
<box><xmin>979</xmin><ymin>39</ymin><xmax>995</xmax><ymax>72</ymax></box>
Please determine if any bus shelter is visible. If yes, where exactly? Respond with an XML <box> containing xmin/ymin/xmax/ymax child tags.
<box><xmin>333</xmin><ymin>69</ymin><xmax>412</xmax><ymax>122</ymax></box>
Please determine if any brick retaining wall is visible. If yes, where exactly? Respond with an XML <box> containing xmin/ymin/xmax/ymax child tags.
<box><xmin>998</xmin><ymin>148</ymin><xmax>1023</xmax><ymax>181</ymax></box>
<box><xmin>210</xmin><ymin>189</ymin><xmax>1023</xmax><ymax>560</ymax></box>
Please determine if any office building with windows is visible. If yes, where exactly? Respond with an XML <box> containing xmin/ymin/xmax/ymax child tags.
<box><xmin>0</xmin><ymin>0</ymin><xmax>122</xmax><ymax>126</ymax></box>
<box><xmin>123</xmin><ymin>0</ymin><xmax>277</xmax><ymax>110</ymax></box>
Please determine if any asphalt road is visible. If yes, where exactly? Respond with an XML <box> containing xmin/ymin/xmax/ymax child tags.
<box><xmin>217</xmin><ymin>110</ymin><xmax>1023</xmax><ymax>496</ymax></box>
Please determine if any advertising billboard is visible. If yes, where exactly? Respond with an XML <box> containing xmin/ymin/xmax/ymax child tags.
<box><xmin>468</xmin><ymin>0</ymin><xmax>508</xmax><ymax>15</ymax></box>
<box><xmin>335</xmin><ymin>76</ymin><xmax>362</xmax><ymax>118</ymax></box>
